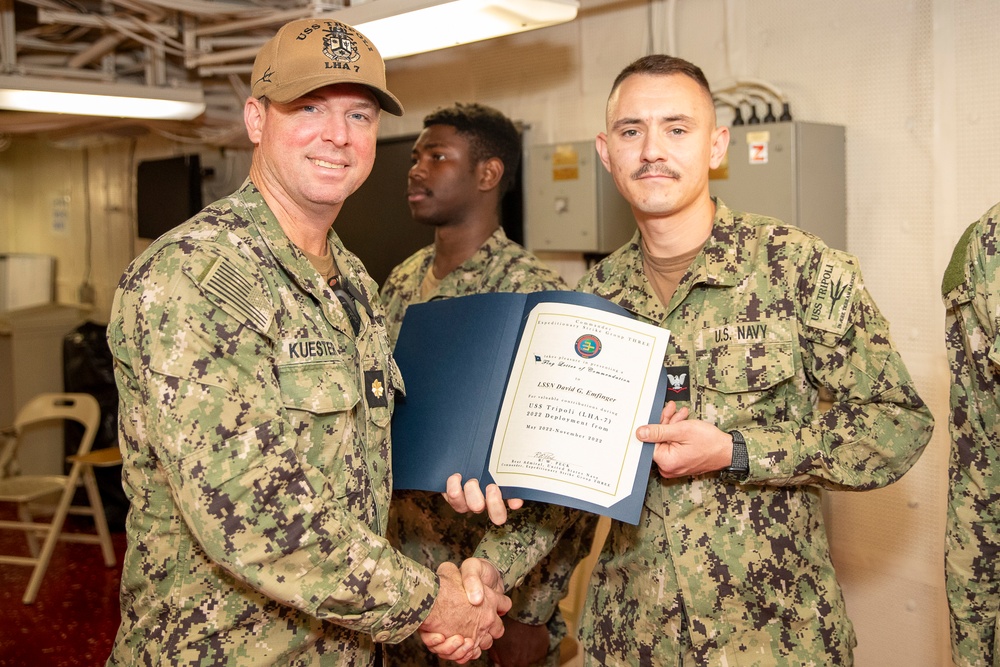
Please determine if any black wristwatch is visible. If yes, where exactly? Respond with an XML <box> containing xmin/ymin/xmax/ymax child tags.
<box><xmin>721</xmin><ymin>430</ymin><xmax>749</xmax><ymax>482</ymax></box>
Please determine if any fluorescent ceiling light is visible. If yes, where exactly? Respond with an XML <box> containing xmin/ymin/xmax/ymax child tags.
<box><xmin>331</xmin><ymin>0</ymin><xmax>580</xmax><ymax>60</ymax></box>
<box><xmin>0</xmin><ymin>75</ymin><xmax>206</xmax><ymax>121</ymax></box>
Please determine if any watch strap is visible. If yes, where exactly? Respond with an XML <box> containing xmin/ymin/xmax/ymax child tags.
<box><xmin>721</xmin><ymin>429</ymin><xmax>749</xmax><ymax>481</ymax></box>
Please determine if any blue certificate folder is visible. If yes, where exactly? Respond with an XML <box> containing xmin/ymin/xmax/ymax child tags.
<box><xmin>390</xmin><ymin>290</ymin><xmax>668</xmax><ymax>525</ymax></box>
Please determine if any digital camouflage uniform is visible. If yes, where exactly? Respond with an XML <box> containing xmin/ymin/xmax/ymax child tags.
<box><xmin>943</xmin><ymin>202</ymin><xmax>1000</xmax><ymax>667</ymax></box>
<box><xmin>381</xmin><ymin>227</ymin><xmax>598</xmax><ymax>666</ymax></box>
<box><xmin>475</xmin><ymin>200</ymin><xmax>933</xmax><ymax>666</ymax></box>
<box><xmin>107</xmin><ymin>179</ymin><xmax>437</xmax><ymax>666</ymax></box>
<box><xmin>381</xmin><ymin>228</ymin><xmax>564</xmax><ymax>344</ymax></box>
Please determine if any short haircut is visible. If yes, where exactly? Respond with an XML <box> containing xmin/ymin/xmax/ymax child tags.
<box><xmin>609</xmin><ymin>54</ymin><xmax>713</xmax><ymax>101</ymax></box>
<box><xmin>423</xmin><ymin>102</ymin><xmax>521</xmax><ymax>196</ymax></box>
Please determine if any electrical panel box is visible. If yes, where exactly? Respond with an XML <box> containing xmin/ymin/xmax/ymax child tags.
<box><xmin>0</xmin><ymin>253</ymin><xmax>55</xmax><ymax>313</ymax></box>
<box><xmin>710</xmin><ymin>121</ymin><xmax>846</xmax><ymax>250</ymax></box>
<box><xmin>524</xmin><ymin>141</ymin><xmax>635</xmax><ymax>253</ymax></box>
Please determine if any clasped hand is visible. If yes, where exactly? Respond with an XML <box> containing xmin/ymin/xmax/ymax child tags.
<box><xmin>418</xmin><ymin>558</ymin><xmax>511</xmax><ymax>663</ymax></box>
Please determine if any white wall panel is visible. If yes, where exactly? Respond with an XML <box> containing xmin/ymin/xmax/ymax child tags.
<box><xmin>955</xmin><ymin>0</ymin><xmax>1000</xmax><ymax>225</ymax></box>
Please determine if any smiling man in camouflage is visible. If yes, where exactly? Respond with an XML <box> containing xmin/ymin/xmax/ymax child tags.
<box><xmin>106</xmin><ymin>18</ymin><xmax>509</xmax><ymax>666</ymax></box>
<box><xmin>454</xmin><ymin>54</ymin><xmax>934</xmax><ymax>666</ymax></box>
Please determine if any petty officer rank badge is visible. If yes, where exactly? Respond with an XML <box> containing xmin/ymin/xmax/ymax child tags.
<box><xmin>365</xmin><ymin>369</ymin><xmax>388</xmax><ymax>408</ymax></box>
<box><xmin>664</xmin><ymin>366</ymin><xmax>691</xmax><ymax>402</ymax></box>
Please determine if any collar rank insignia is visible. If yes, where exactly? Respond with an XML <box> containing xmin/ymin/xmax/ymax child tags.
<box><xmin>365</xmin><ymin>369</ymin><xmax>388</xmax><ymax>408</ymax></box>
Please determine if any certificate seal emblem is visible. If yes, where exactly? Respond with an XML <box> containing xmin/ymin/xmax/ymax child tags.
<box><xmin>575</xmin><ymin>334</ymin><xmax>602</xmax><ymax>358</ymax></box>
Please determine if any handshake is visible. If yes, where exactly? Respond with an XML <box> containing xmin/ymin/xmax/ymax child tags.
<box><xmin>417</xmin><ymin>557</ymin><xmax>510</xmax><ymax>664</ymax></box>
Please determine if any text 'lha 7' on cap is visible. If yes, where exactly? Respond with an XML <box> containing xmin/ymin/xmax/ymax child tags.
<box><xmin>251</xmin><ymin>18</ymin><xmax>404</xmax><ymax>116</ymax></box>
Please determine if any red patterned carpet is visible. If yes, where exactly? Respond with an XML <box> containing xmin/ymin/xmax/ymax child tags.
<box><xmin>0</xmin><ymin>510</ymin><xmax>124</xmax><ymax>667</ymax></box>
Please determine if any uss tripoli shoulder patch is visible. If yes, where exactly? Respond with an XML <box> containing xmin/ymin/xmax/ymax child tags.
<box><xmin>806</xmin><ymin>249</ymin><xmax>858</xmax><ymax>336</ymax></box>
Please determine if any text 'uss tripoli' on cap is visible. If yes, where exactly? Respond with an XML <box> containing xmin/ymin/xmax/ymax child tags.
<box><xmin>251</xmin><ymin>18</ymin><xmax>403</xmax><ymax>116</ymax></box>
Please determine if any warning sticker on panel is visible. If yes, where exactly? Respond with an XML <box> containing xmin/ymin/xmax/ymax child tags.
<box><xmin>746</xmin><ymin>130</ymin><xmax>770</xmax><ymax>165</ymax></box>
<box><xmin>552</xmin><ymin>144</ymin><xmax>580</xmax><ymax>181</ymax></box>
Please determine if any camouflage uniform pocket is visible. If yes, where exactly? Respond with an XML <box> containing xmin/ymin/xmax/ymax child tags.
<box><xmin>695</xmin><ymin>320</ymin><xmax>796</xmax><ymax>424</ymax></box>
<box><xmin>274</xmin><ymin>361</ymin><xmax>368</xmax><ymax>505</ymax></box>
<box><xmin>276</xmin><ymin>360</ymin><xmax>360</xmax><ymax>414</ymax></box>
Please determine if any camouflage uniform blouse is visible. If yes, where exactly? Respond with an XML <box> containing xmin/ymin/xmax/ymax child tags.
<box><xmin>942</xmin><ymin>202</ymin><xmax>1000</xmax><ymax>667</ymax></box>
<box><xmin>106</xmin><ymin>180</ymin><xmax>437</xmax><ymax>666</ymax></box>
<box><xmin>381</xmin><ymin>227</ymin><xmax>598</xmax><ymax>667</ymax></box>
<box><xmin>381</xmin><ymin>227</ymin><xmax>566</xmax><ymax>344</ymax></box>
<box><xmin>475</xmin><ymin>201</ymin><xmax>933</xmax><ymax>666</ymax></box>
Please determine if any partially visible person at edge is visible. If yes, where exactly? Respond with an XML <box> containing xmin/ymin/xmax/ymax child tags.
<box><xmin>105</xmin><ymin>18</ymin><xmax>510</xmax><ymax>666</ymax></box>
<box><xmin>380</xmin><ymin>102</ymin><xmax>599</xmax><ymax>667</ymax></box>
<box><xmin>445</xmin><ymin>54</ymin><xmax>934</xmax><ymax>666</ymax></box>
<box><xmin>942</xmin><ymin>200</ymin><xmax>1000</xmax><ymax>667</ymax></box>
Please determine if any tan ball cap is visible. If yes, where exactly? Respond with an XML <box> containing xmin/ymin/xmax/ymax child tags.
<box><xmin>251</xmin><ymin>18</ymin><xmax>403</xmax><ymax>116</ymax></box>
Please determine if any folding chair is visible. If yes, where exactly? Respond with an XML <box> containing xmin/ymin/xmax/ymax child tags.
<box><xmin>0</xmin><ymin>392</ymin><xmax>119</xmax><ymax>604</ymax></box>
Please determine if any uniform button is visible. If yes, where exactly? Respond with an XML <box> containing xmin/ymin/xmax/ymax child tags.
<box><xmin>375</xmin><ymin>631</ymin><xmax>390</xmax><ymax>642</ymax></box>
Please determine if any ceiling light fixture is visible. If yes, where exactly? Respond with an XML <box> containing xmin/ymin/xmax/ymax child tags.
<box><xmin>0</xmin><ymin>75</ymin><xmax>206</xmax><ymax>121</ymax></box>
<box><xmin>330</xmin><ymin>0</ymin><xmax>580</xmax><ymax>60</ymax></box>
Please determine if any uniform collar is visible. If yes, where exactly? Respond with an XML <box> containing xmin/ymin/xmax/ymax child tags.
<box><xmin>235</xmin><ymin>179</ymin><xmax>375</xmax><ymax>335</ymax></box>
<box><xmin>589</xmin><ymin>198</ymin><xmax>754</xmax><ymax>323</ymax></box>
<box><xmin>689</xmin><ymin>198</ymin><xmax>754</xmax><ymax>290</ymax></box>
<box><xmin>430</xmin><ymin>227</ymin><xmax>511</xmax><ymax>294</ymax></box>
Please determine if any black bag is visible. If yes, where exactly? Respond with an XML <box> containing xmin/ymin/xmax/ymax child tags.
<box><xmin>63</xmin><ymin>321</ymin><xmax>128</xmax><ymax>531</ymax></box>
